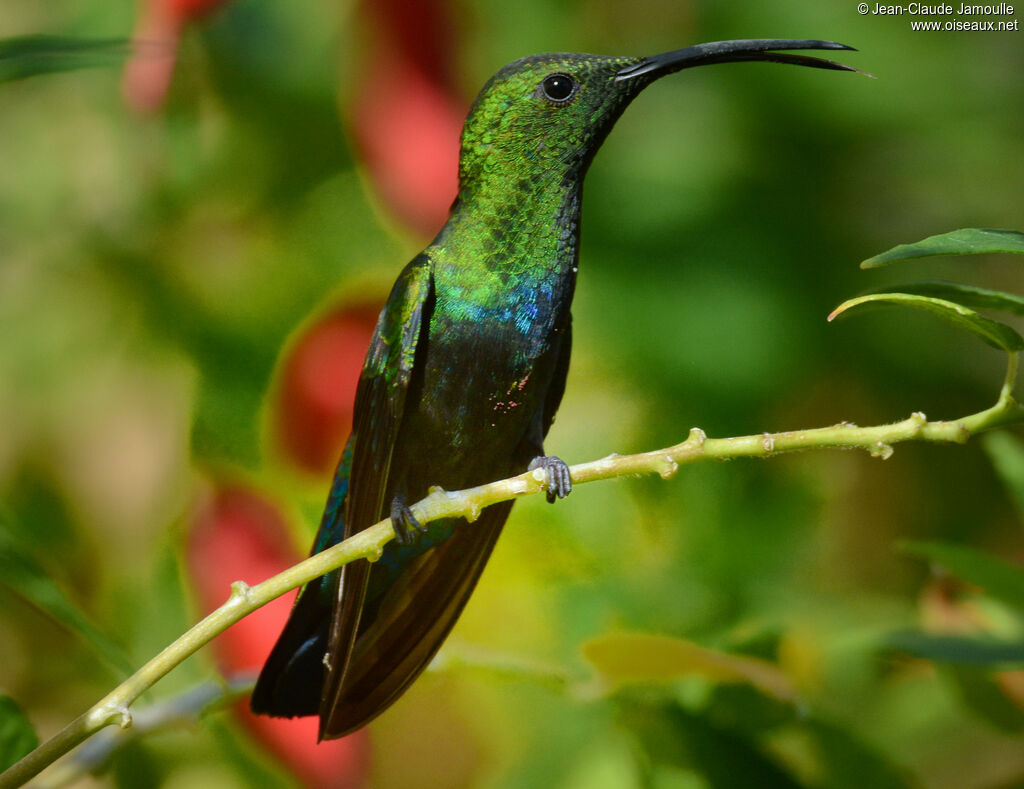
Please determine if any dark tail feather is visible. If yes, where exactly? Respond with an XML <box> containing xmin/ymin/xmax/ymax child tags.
<box><xmin>250</xmin><ymin>574</ymin><xmax>334</xmax><ymax>717</ymax></box>
<box><xmin>320</xmin><ymin>503</ymin><xmax>512</xmax><ymax>737</ymax></box>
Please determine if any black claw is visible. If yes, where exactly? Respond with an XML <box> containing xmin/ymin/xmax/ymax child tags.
<box><xmin>390</xmin><ymin>495</ymin><xmax>426</xmax><ymax>546</ymax></box>
<box><xmin>528</xmin><ymin>455</ymin><xmax>572</xmax><ymax>504</ymax></box>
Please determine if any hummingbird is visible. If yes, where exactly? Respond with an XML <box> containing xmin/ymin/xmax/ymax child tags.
<box><xmin>251</xmin><ymin>38</ymin><xmax>857</xmax><ymax>738</ymax></box>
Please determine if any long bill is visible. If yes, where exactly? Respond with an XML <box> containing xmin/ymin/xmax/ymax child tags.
<box><xmin>615</xmin><ymin>39</ymin><xmax>860</xmax><ymax>81</ymax></box>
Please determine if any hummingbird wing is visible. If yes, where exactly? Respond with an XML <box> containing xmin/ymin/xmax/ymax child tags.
<box><xmin>320</xmin><ymin>501</ymin><xmax>512</xmax><ymax>736</ymax></box>
<box><xmin>249</xmin><ymin>439</ymin><xmax>354</xmax><ymax>717</ymax></box>
<box><xmin>317</xmin><ymin>318</ymin><xmax>574</xmax><ymax>736</ymax></box>
<box><xmin>318</xmin><ymin>253</ymin><xmax>435</xmax><ymax>737</ymax></box>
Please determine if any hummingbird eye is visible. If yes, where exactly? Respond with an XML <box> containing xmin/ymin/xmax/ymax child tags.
<box><xmin>540</xmin><ymin>73</ymin><xmax>576</xmax><ymax>103</ymax></box>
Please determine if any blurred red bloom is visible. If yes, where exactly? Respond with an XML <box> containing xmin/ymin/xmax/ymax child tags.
<box><xmin>188</xmin><ymin>485</ymin><xmax>370</xmax><ymax>789</ymax></box>
<box><xmin>273</xmin><ymin>302</ymin><xmax>380</xmax><ymax>476</ymax></box>
<box><xmin>178</xmin><ymin>3</ymin><xmax>466</xmax><ymax>781</ymax></box>
<box><xmin>348</xmin><ymin>0</ymin><xmax>467</xmax><ymax>237</ymax></box>
<box><xmin>125</xmin><ymin>0</ymin><xmax>466</xmax><ymax>234</ymax></box>
<box><xmin>122</xmin><ymin>0</ymin><xmax>233</xmax><ymax>112</ymax></box>
<box><xmin>165</xmin><ymin>0</ymin><xmax>230</xmax><ymax>19</ymax></box>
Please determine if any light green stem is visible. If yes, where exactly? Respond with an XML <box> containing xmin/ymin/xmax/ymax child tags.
<box><xmin>30</xmin><ymin>676</ymin><xmax>254</xmax><ymax>789</ymax></box>
<box><xmin>3</xmin><ymin>355</ymin><xmax>1022</xmax><ymax>788</ymax></box>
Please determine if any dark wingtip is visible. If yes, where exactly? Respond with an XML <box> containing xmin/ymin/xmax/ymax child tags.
<box><xmin>250</xmin><ymin>580</ymin><xmax>332</xmax><ymax>719</ymax></box>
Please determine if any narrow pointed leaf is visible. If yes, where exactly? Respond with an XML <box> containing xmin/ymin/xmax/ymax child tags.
<box><xmin>801</xmin><ymin>719</ymin><xmax>917</xmax><ymax>789</ymax></box>
<box><xmin>0</xmin><ymin>518</ymin><xmax>132</xmax><ymax>676</ymax></box>
<box><xmin>901</xmin><ymin>540</ymin><xmax>1024</xmax><ymax>610</ymax></box>
<box><xmin>864</xmin><ymin>281</ymin><xmax>1024</xmax><ymax>316</ymax></box>
<box><xmin>828</xmin><ymin>292</ymin><xmax>1024</xmax><ymax>352</ymax></box>
<box><xmin>884</xmin><ymin>630</ymin><xmax>1024</xmax><ymax>666</ymax></box>
<box><xmin>581</xmin><ymin>632</ymin><xmax>795</xmax><ymax>702</ymax></box>
<box><xmin>619</xmin><ymin>701</ymin><xmax>804</xmax><ymax>789</ymax></box>
<box><xmin>0</xmin><ymin>696</ymin><xmax>38</xmax><ymax>772</ymax></box>
<box><xmin>944</xmin><ymin>666</ymin><xmax>1024</xmax><ymax>731</ymax></box>
<box><xmin>861</xmin><ymin>229</ymin><xmax>1024</xmax><ymax>269</ymax></box>
<box><xmin>0</xmin><ymin>35</ymin><xmax>132</xmax><ymax>84</ymax></box>
<box><xmin>982</xmin><ymin>433</ymin><xmax>1024</xmax><ymax>523</ymax></box>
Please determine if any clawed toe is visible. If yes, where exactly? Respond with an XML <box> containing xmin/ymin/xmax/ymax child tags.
<box><xmin>390</xmin><ymin>496</ymin><xmax>426</xmax><ymax>546</ymax></box>
<box><xmin>528</xmin><ymin>455</ymin><xmax>572</xmax><ymax>504</ymax></box>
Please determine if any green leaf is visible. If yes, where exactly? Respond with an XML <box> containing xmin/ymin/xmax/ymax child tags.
<box><xmin>901</xmin><ymin>540</ymin><xmax>1024</xmax><ymax>610</ymax></box>
<box><xmin>705</xmin><ymin>683</ymin><xmax>795</xmax><ymax>735</ymax></box>
<box><xmin>828</xmin><ymin>292</ymin><xmax>1024</xmax><ymax>352</ymax></box>
<box><xmin>943</xmin><ymin>666</ymin><xmax>1024</xmax><ymax>732</ymax></box>
<box><xmin>796</xmin><ymin>719</ymin><xmax>917</xmax><ymax>789</ymax></box>
<box><xmin>0</xmin><ymin>695</ymin><xmax>38</xmax><ymax>772</ymax></box>
<box><xmin>861</xmin><ymin>229</ymin><xmax>1024</xmax><ymax>269</ymax></box>
<box><xmin>982</xmin><ymin>432</ymin><xmax>1024</xmax><ymax>523</ymax></box>
<box><xmin>0</xmin><ymin>35</ymin><xmax>131</xmax><ymax>83</ymax></box>
<box><xmin>885</xmin><ymin>630</ymin><xmax>1024</xmax><ymax>666</ymax></box>
<box><xmin>581</xmin><ymin>632</ymin><xmax>796</xmax><ymax>702</ymax></box>
<box><xmin>0</xmin><ymin>514</ymin><xmax>133</xmax><ymax>676</ymax></box>
<box><xmin>864</xmin><ymin>281</ymin><xmax>1024</xmax><ymax>316</ymax></box>
<box><xmin>619</xmin><ymin>701</ymin><xmax>804</xmax><ymax>789</ymax></box>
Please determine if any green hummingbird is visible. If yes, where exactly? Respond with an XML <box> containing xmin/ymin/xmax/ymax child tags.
<box><xmin>251</xmin><ymin>38</ymin><xmax>857</xmax><ymax>738</ymax></box>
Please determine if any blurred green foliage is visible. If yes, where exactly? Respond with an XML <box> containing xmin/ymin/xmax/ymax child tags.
<box><xmin>2</xmin><ymin>1</ymin><xmax>1024</xmax><ymax>787</ymax></box>
<box><xmin>0</xmin><ymin>696</ymin><xmax>37</xmax><ymax>774</ymax></box>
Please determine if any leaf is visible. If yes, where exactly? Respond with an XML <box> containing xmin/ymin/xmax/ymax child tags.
<box><xmin>828</xmin><ymin>292</ymin><xmax>1024</xmax><ymax>352</ymax></box>
<box><xmin>0</xmin><ymin>695</ymin><xmax>38</xmax><ymax>772</ymax></box>
<box><xmin>619</xmin><ymin>700</ymin><xmax>804</xmax><ymax>789</ymax></box>
<box><xmin>982</xmin><ymin>432</ymin><xmax>1024</xmax><ymax>523</ymax></box>
<box><xmin>795</xmin><ymin>719</ymin><xmax>917</xmax><ymax>789</ymax></box>
<box><xmin>861</xmin><ymin>228</ymin><xmax>1024</xmax><ymax>269</ymax></box>
<box><xmin>581</xmin><ymin>632</ymin><xmax>796</xmax><ymax>702</ymax></box>
<box><xmin>0</xmin><ymin>35</ymin><xmax>132</xmax><ymax>83</ymax></box>
<box><xmin>705</xmin><ymin>683</ymin><xmax>795</xmax><ymax>735</ymax></box>
<box><xmin>864</xmin><ymin>281</ymin><xmax>1024</xmax><ymax>316</ymax></box>
<box><xmin>885</xmin><ymin>630</ymin><xmax>1024</xmax><ymax>666</ymax></box>
<box><xmin>901</xmin><ymin>540</ymin><xmax>1024</xmax><ymax>610</ymax></box>
<box><xmin>943</xmin><ymin>665</ymin><xmax>1024</xmax><ymax>732</ymax></box>
<box><xmin>0</xmin><ymin>515</ymin><xmax>132</xmax><ymax>676</ymax></box>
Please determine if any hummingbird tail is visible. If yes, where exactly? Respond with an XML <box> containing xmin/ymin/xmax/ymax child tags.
<box><xmin>318</xmin><ymin>503</ymin><xmax>512</xmax><ymax>737</ymax></box>
<box><xmin>250</xmin><ymin>574</ymin><xmax>334</xmax><ymax>717</ymax></box>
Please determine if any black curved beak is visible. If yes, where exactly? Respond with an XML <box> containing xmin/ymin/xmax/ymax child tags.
<box><xmin>616</xmin><ymin>39</ymin><xmax>859</xmax><ymax>82</ymax></box>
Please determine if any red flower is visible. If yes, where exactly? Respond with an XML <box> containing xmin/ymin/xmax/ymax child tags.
<box><xmin>122</xmin><ymin>0</ymin><xmax>233</xmax><ymax>112</ymax></box>
<box><xmin>347</xmin><ymin>0</ymin><xmax>467</xmax><ymax>236</ymax></box>
<box><xmin>188</xmin><ymin>485</ymin><xmax>371</xmax><ymax>788</ymax></box>
<box><xmin>273</xmin><ymin>302</ymin><xmax>380</xmax><ymax>476</ymax></box>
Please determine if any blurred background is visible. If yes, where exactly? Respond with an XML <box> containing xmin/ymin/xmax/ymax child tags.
<box><xmin>1</xmin><ymin>0</ymin><xmax>1024</xmax><ymax>787</ymax></box>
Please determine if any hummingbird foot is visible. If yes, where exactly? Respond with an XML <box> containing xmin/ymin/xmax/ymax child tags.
<box><xmin>390</xmin><ymin>494</ymin><xmax>427</xmax><ymax>546</ymax></box>
<box><xmin>528</xmin><ymin>455</ymin><xmax>572</xmax><ymax>504</ymax></box>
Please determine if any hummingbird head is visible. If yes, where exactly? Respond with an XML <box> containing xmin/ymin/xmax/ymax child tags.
<box><xmin>457</xmin><ymin>39</ymin><xmax>857</xmax><ymax>195</ymax></box>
